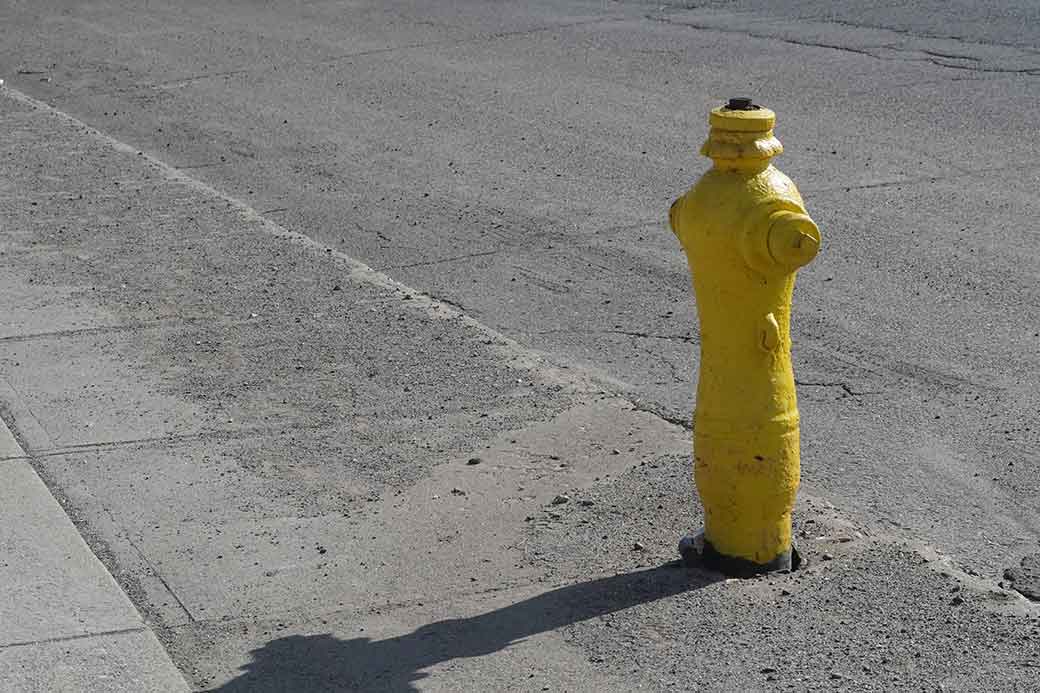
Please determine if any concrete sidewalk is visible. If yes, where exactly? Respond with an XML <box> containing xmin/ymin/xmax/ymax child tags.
<box><xmin>0</xmin><ymin>417</ymin><xmax>188</xmax><ymax>692</ymax></box>
<box><xmin>1</xmin><ymin>83</ymin><xmax>1039</xmax><ymax>692</ymax></box>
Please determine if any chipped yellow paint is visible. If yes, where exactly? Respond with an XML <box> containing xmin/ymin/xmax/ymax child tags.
<box><xmin>669</xmin><ymin>102</ymin><xmax>820</xmax><ymax>568</ymax></box>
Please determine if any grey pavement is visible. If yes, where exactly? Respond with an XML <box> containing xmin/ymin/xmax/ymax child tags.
<box><xmin>1</xmin><ymin>0</ymin><xmax>1040</xmax><ymax>690</ymax></box>
<box><xmin>0</xmin><ymin>418</ymin><xmax>189</xmax><ymax>692</ymax></box>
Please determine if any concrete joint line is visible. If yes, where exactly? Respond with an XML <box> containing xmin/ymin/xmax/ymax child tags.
<box><xmin>0</xmin><ymin>626</ymin><xmax>148</xmax><ymax>652</ymax></box>
<box><xmin>0</xmin><ymin>322</ymin><xmax>161</xmax><ymax>345</ymax></box>
<box><xmin>0</xmin><ymin>377</ymin><xmax>54</xmax><ymax>453</ymax></box>
<box><xmin>25</xmin><ymin>420</ymin><xmax>331</xmax><ymax>459</ymax></box>
<box><xmin>109</xmin><ymin>507</ymin><xmax>198</xmax><ymax>625</ymax></box>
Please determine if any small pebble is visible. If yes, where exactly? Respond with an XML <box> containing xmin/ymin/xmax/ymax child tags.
<box><xmin>632</xmin><ymin>542</ymin><xmax>645</xmax><ymax>551</ymax></box>
<box><xmin>551</xmin><ymin>494</ymin><xmax>570</xmax><ymax>505</ymax></box>
<box><xmin>466</xmin><ymin>457</ymin><xmax>482</xmax><ymax>465</ymax></box>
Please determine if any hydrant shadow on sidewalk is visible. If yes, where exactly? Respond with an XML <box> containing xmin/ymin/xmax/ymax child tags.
<box><xmin>208</xmin><ymin>563</ymin><xmax>720</xmax><ymax>692</ymax></box>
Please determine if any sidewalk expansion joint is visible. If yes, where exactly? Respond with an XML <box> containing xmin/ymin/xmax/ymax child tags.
<box><xmin>109</xmin><ymin>505</ymin><xmax>197</xmax><ymax>625</ymax></box>
<box><xmin>26</xmin><ymin>421</ymin><xmax>333</xmax><ymax>459</ymax></box>
<box><xmin>0</xmin><ymin>322</ymin><xmax>162</xmax><ymax>345</ymax></box>
<box><xmin>0</xmin><ymin>626</ymin><xmax>148</xmax><ymax>652</ymax></box>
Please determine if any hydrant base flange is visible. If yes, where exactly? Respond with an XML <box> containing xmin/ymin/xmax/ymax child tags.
<box><xmin>678</xmin><ymin>533</ymin><xmax>801</xmax><ymax>578</ymax></box>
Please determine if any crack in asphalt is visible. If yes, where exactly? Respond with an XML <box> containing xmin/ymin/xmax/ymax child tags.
<box><xmin>806</xmin><ymin>15</ymin><xmax>1040</xmax><ymax>56</ymax></box>
<box><xmin>628</xmin><ymin>402</ymin><xmax>691</xmax><ymax>430</ymax></box>
<box><xmin>920</xmin><ymin>48</ymin><xmax>980</xmax><ymax>62</ymax></box>
<box><xmin>386</xmin><ymin>249</ymin><xmax>501</xmax><ymax>270</ymax></box>
<box><xmin>922</xmin><ymin>60</ymin><xmax>1040</xmax><ymax>75</ymax></box>
<box><xmin>649</xmin><ymin>5</ymin><xmax>1040</xmax><ymax>56</ymax></box>
<box><xmin>796</xmin><ymin>380</ymin><xmax>878</xmax><ymax>397</ymax></box>
<box><xmin>645</xmin><ymin>15</ymin><xmax>1040</xmax><ymax>76</ymax></box>
<box><xmin>534</xmin><ymin>328</ymin><xmax>697</xmax><ymax>343</ymax></box>
<box><xmin>646</xmin><ymin>15</ymin><xmax>881</xmax><ymax>58</ymax></box>
<box><xmin>632</xmin><ymin>340</ymin><xmax>687</xmax><ymax>387</ymax></box>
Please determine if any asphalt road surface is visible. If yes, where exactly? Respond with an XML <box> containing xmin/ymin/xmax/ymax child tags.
<box><xmin>1</xmin><ymin>1</ymin><xmax>1039</xmax><ymax>690</ymax></box>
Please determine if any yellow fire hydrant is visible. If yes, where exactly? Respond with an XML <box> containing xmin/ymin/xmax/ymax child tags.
<box><xmin>670</xmin><ymin>98</ymin><xmax>820</xmax><ymax>575</ymax></box>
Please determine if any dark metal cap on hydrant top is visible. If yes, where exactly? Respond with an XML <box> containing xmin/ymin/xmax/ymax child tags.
<box><xmin>726</xmin><ymin>97</ymin><xmax>758</xmax><ymax>111</ymax></box>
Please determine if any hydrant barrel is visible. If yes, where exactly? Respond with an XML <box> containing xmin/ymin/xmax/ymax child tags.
<box><xmin>669</xmin><ymin>100</ymin><xmax>819</xmax><ymax>575</ymax></box>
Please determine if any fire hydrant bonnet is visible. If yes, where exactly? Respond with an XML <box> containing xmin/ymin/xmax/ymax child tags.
<box><xmin>701</xmin><ymin>104</ymin><xmax>783</xmax><ymax>163</ymax></box>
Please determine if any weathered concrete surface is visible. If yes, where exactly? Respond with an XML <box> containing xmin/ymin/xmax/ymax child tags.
<box><xmin>1</xmin><ymin>0</ymin><xmax>1040</xmax><ymax>689</ymax></box>
<box><xmin>0</xmin><ymin>458</ymin><xmax>141</xmax><ymax>644</ymax></box>
<box><xmin>0</xmin><ymin>429</ymin><xmax>188</xmax><ymax>691</ymax></box>
<box><xmin>2</xmin><ymin>80</ymin><xmax>1038</xmax><ymax>692</ymax></box>
<box><xmin>0</xmin><ymin>630</ymin><xmax>189</xmax><ymax>693</ymax></box>
<box><xmin>1</xmin><ymin>0</ymin><xmax>1038</xmax><ymax>581</ymax></box>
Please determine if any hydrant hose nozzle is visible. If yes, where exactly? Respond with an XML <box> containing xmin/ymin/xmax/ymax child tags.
<box><xmin>670</xmin><ymin>100</ymin><xmax>820</xmax><ymax>576</ymax></box>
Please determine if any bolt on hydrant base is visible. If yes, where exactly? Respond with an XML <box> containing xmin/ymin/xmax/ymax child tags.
<box><xmin>669</xmin><ymin>99</ymin><xmax>820</xmax><ymax>577</ymax></box>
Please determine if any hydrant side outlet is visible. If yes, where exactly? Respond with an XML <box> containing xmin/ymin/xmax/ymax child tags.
<box><xmin>670</xmin><ymin>101</ymin><xmax>820</xmax><ymax>574</ymax></box>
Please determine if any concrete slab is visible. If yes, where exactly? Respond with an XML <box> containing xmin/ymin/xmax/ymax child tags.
<box><xmin>173</xmin><ymin>571</ymin><xmax>695</xmax><ymax>692</ymax></box>
<box><xmin>0</xmin><ymin>332</ymin><xmax>212</xmax><ymax>449</ymax></box>
<box><xmin>0</xmin><ymin>101</ymin><xmax>580</xmax><ymax>451</ymax></box>
<box><xmin>0</xmin><ymin>629</ymin><xmax>189</xmax><ymax>693</ymax></box>
<box><xmin>170</xmin><ymin>506</ymin><xmax>1040</xmax><ymax>692</ymax></box>
<box><xmin>0</xmin><ymin>275</ymin><xmax>125</xmax><ymax>340</ymax></box>
<box><xmin>39</xmin><ymin>399</ymin><xmax>689</xmax><ymax>624</ymax></box>
<box><xmin>0</xmin><ymin>415</ymin><xmax>23</xmax><ymax>458</ymax></box>
<box><xmin>0</xmin><ymin>458</ymin><xmax>142</xmax><ymax>645</ymax></box>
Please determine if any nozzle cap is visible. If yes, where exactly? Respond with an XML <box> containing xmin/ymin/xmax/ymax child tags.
<box><xmin>767</xmin><ymin>211</ymin><xmax>820</xmax><ymax>269</ymax></box>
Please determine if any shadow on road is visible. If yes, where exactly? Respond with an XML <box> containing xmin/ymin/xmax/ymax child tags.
<box><xmin>209</xmin><ymin>562</ymin><xmax>718</xmax><ymax>692</ymax></box>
